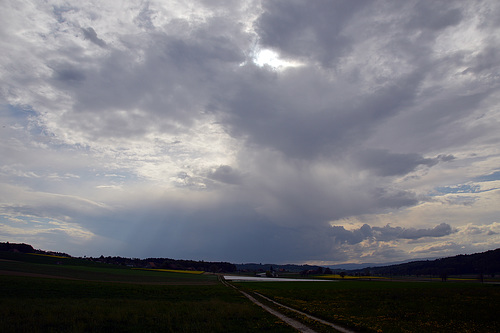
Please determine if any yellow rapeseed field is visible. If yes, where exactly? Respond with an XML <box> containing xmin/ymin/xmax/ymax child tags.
<box><xmin>28</xmin><ymin>253</ymin><xmax>69</xmax><ymax>259</ymax></box>
<box><xmin>133</xmin><ymin>268</ymin><xmax>205</xmax><ymax>274</ymax></box>
<box><xmin>317</xmin><ymin>274</ymin><xmax>387</xmax><ymax>280</ymax></box>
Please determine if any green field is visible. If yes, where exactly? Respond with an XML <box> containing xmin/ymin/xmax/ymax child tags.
<box><xmin>237</xmin><ymin>280</ymin><xmax>500</xmax><ymax>332</ymax></box>
<box><xmin>0</xmin><ymin>253</ymin><xmax>294</xmax><ymax>333</ymax></box>
<box><xmin>3</xmin><ymin>252</ymin><xmax>500</xmax><ymax>332</ymax></box>
<box><xmin>0</xmin><ymin>254</ymin><xmax>211</xmax><ymax>284</ymax></box>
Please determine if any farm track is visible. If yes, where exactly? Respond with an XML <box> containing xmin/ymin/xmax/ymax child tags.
<box><xmin>254</xmin><ymin>292</ymin><xmax>356</xmax><ymax>333</ymax></box>
<box><xmin>219</xmin><ymin>275</ymin><xmax>355</xmax><ymax>333</ymax></box>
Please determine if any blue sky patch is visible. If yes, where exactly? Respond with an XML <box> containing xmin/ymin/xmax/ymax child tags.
<box><xmin>435</xmin><ymin>184</ymin><xmax>480</xmax><ymax>194</ymax></box>
<box><xmin>473</xmin><ymin>170</ymin><xmax>500</xmax><ymax>182</ymax></box>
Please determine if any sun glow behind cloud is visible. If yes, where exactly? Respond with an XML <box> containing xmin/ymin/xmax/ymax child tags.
<box><xmin>251</xmin><ymin>48</ymin><xmax>303</xmax><ymax>70</ymax></box>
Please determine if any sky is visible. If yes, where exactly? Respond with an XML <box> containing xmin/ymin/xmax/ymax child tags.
<box><xmin>1</xmin><ymin>0</ymin><xmax>500</xmax><ymax>265</ymax></box>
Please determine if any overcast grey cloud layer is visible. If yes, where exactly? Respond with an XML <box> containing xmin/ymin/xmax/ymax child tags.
<box><xmin>1</xmin><ymin>0</ymin><xmax>500</xmax><ymax>264</ymax></box>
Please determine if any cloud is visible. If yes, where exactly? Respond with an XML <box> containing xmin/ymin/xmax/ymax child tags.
<box><xmin>53</xmin><ymin>66</ymin><xmax>86</xmax><ymax>84</ymax></box>
<box><xmin>406</xmin><ymin>2</ymin><xmax>463</xmax><ymax>31</ymax></box>
<box><xmin>410</xmin><ymin>241</ymin><xmax>461</xmax><ymax>255</ymax></box>
<box><xmin>330</xmin><ymin>223</ymin><xmax>454</xmax><ymax>245</ymax></box>
<box><xmin>1</xmin><ymin>0</ymin><xmax>500</xmax><ymax>264</ymax></box>
<box><xmin>81</xmin><ymin>27</ymin><xmax>107</xmax><ymax>48</ymax></box>
<box><xmin>355</xmin><ymin>149</ymin><xmax>439</xmax><ymax>177</ymax></box>
<box><xmin>256</xmin><ymin>0</ymin><xmax>370</xmax><ymax>66</ymax></box>
<box><xmin>218</xmin><ymin>67</ymin><xmax>424</xmax><ymax>161</ymax></box>
<box><xmin>207</xmin><ymin>165</ymin><xmax>242</xmax><ymax>185</ymax></box>
<box><xmin>378</xmin><ymin>223</ymin><xmax>454</xmax><ymax>240</ymax></box>
<box><xmin>458</xmin><ymin>223</ymin><xmax>500</xmax><ymax>237</ymax></box>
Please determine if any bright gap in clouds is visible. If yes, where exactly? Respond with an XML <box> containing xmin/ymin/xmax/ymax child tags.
<box><xmin>251</xmin><ymin>48</ymin><xmax>302</xmax><ymax>69</ymax></box>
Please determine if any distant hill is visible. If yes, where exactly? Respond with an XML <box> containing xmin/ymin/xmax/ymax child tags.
<box><xmin>0</xmin><ymin>242</ymin><xmax>35</xmax><ymax>253</ymax></box>
<box><xmin>236</xmin><ymin>249</ymin><xmax>500</xmax><ymax>277</ymax></box>
<box><xmin>3</xmin><ymin>242</ymin><xmax>499</xmax><ymax>276</ymax></box>
<box><xmin>236</xmin><ymin>263</ymin><xmax>323</xmax><ymax>273</ymax></box>
<box><xmin>356</xmin><ymin>248</ymin><xmax>500</xmax><ymax>277</ymax></box>
<box><xmin>0</xmin><ymin>242</ymin><xmax>71</xmax><ymax>257</ymax></box>
<box><xmin>0</xmin><ymin>242</ymin><xmax>236</xmax><ymax>273</ymax></box>
<box><xmin>326</xmin><ymin>260</ymin><xmax>420</xmax><ymax>271</ymax></box>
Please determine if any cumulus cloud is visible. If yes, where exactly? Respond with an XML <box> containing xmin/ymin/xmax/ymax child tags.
<box><xmin>330</xmin><ymin>223</ymin><xmax>454</xmax><ymax>245</ymax></box>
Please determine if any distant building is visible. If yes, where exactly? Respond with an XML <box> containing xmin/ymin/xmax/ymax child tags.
<box><xmin>146</xmin><ymin>262</ymin><xmax>157</xmax><ymax>269</ymax></box>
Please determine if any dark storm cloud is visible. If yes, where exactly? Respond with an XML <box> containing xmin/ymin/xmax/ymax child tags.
<box><xmin>64</xmin><ymin>194</ymin><xmax>353</xmax><ymax>263</ymax></box>
<box><xmin>220</xmin><ymin>68</ymin><xmax>423</xmax><ymax>160</ymax></box>
<box><xmin>375</xmin><ymin>91</ymin><xmax>495</xmax><ymax>154</ymax></box>
<box><xmin>372</xmin><ymin>187</ymin><xmax>419</xmax><ymax>209</ymax></box>
<box><xmin>81</xmin><ymin>27</ymin><xmax>107</xmax><ymax>47</ymax></box>
<box><xmin>376</xmin><ymin>223</ymin><xmax>454</xmax><ymax>240</ymax></box>
<box><xmin>331</xmin><ymin>223</ymin><xmax>454</xmax><ymax>245</ymax></box>
<box><xmin>61</xmin><ymin>19</ymin><xmax>246</xmax><ymax>139</ymax></box>
<box><xmin>231</xmin><ymin>0</ymin><xmax>485</xmax><ymax>165</ymax></box>
<box><xmin>2</xmin><ymin>0</ymin><xmax>500</xmax><ymax>264</ymax></box>
<box><xmin>330</xmin><ymin>224</ymin><xmax>373</xmax><ymax>245</ymax></box>
<box><xmin>256</xmin><ymin>0</ymin><xmax>370</xmax><ymax>66</ymax></box>
<box><xmin>63</xmin><ymin>194</ymin><xmax>300</xmax><ymax>262</ymax></box>
<box><xmin>406</xmin><ymin>2</ymin><xmax>463</xmax><ymax>31</ymax></box>
<box><xmin>256</xmin><ymin>1</ymin><xmax>464</xmax><ymax>68</ymax></box>
<box><xmin>356</xmin><ymin>149</ymin><xmax>439</xmax><ymax>177</ymax></box>
<box><xmin>53</xmin><ymin>66</ymin><xmax>86</xmax><ymax>84</ymax></box>
<box><xmin>463</xmin><ymin>45</ymin><xmax>500</xmax><ymax>74</ymax></box>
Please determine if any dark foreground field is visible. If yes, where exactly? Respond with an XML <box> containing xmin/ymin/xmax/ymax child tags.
<box><xmin>237</xmin><ymin>280</ymin><xmax>500</xmax><ymax>332</ymax></box>
<box><xmin>0</xmin><ymin>253</ymin><xmax>294</xmax><ymax>332</ymax></box>
<box><xmin>2</xmin><ymin>252</ymin><xmax>499</xmax><ymax>332</ymax></box>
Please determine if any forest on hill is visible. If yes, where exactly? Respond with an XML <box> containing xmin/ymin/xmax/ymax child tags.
<box><xmin>235</xmin><ymin>262</ymin><xmax>324</xmax><ymax>273</ymax></box>
<box><xmin>0</xmin><ymin>242</ymin><xmax>236</xmax><ymax>273</ymax></box>
<box><xmin>2</xmin><ymin>241</ymin><xmax>499</xmax><ymax>276</ymax></box>
<box><xmin>357</xmin><ymin>248</ymin><xmax>500</xmax><ymax>277</ymax></box>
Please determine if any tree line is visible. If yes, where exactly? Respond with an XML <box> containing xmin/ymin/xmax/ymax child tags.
<box><xmin>356</xmin><ymin>248</ymin><xmax>500</xmax><ymax>277</ymax></box>
<box><xmin>0</xmin><ymin>242</ymin><xmax>236</xmax><ymax>273</ymax></box>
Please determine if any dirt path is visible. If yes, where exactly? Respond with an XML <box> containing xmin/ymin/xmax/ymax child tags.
<box><xmin>240</xmin><ymin>288</ymin><xmax>318</xmax><ymax>333</ymax></box>
<box><xmin>219</xmin><ymin>276</ymin><xmax>356</xmax><ymax>333</ymax></box>
<box><xmin>254</xmin><ymin>292</ymin><xmax>356</xmax><ymax>333</ymax></box>
<box><xmin>219</xmin><ymin>276</ymin><xmax>316</xmax><ymax>332</ymax></box>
